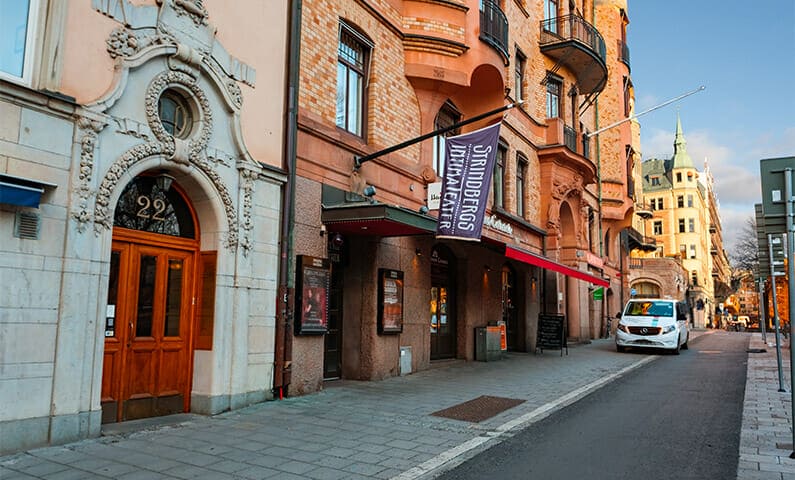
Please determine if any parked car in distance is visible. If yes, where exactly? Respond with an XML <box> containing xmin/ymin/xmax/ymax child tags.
<box><xmin>615</xmin><ymin>298</ymin><xmax>689</xmax><ymax>354</ymax></box>
<box><xmin>728</xmin><ymin>315</ymin><xmax>749</xmax><ymax>331</ymax></box>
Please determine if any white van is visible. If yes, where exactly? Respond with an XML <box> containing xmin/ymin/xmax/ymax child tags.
<box><xmin>615</xmin><ymin>298</ymin><xmax>689</xmax><ymax>354</ymax></box>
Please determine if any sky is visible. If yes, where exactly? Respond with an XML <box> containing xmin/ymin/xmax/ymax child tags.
<box><xmin>627</xmin><ymin>0</ymin><xmax>795</xmax><ymax>256</ymax></box>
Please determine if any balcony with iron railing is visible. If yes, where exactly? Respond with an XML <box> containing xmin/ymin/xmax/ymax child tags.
<box><xmin>618</xmin><ymin>40</ymin><xmax>630</xmax><ymax>69</ymax></box>
<box><xmin>479</xmin><ymin>0</ymin><xmax>508</xmax><ymax>62</ymax></box>
<box><xmin>634</xmin><ymin>201</ymin><xmax>653</xmax><ymax>219</ymax></box>
<box><xmin>540</xmin><ymin>15</ymin><xmax>607</xmax><ymax>94</ymax></box>
<box><xmin>624</xmin><ymin>227</ymin><xmax>657</xmax><ymax>252</ymax></box>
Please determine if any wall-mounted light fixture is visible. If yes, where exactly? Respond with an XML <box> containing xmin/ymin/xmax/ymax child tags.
<box><xmin>415</xmin><ymin>248</ymin><xmax>422</xmax><ymax>257</ymax></box>
<box><xmin>484</xmin><ymin>265</ymin><xmax>492</xmax><ymax>273</ymax></box>
<box><xmin>331</xmin><ymin>232</ymin><xmax>344</xmax><ymax>248</ymax></box>
<box><xmin>320</xmin><ymin>224</ymin><xmax>327</xmax><ymax>237</ymax></box>
<box><xmin>363</xmin><ymin>185</ymin><xmax>376</xmax><ymax>197</ymax></box>
<box><xmin>156</xmin><ymin>172</ymin><xmax>175</xmax><ymax>192</ymax></box>
<box><xmin>418</xmin><ymin>205</ymin><xmax>429</xmax><ymax>214</ymax></box>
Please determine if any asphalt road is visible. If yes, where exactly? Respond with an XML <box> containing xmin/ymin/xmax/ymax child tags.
<box><xmin>436</xmin><ymin>331</ymin><xmax>750</xmax><ymax>480</ymax></box>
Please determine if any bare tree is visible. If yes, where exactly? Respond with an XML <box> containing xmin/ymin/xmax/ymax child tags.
<box><xmin>729</xmin><ymin>216</ymin><xmax>759</xmax><ymax>275</ymax></box>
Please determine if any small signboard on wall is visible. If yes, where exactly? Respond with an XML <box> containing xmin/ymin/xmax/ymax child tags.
<box><xmin>378</xmin><ymin>268</ymin><xmax>404</xmax><ymax>334</ymax></box>
<box><xmin>295</xmin><ymin>255</ymin><xmax>330</xmax><ymax>335</ymax></box>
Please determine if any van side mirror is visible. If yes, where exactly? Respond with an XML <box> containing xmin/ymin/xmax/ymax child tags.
<box><xmin>615</xmin><ymin>312</ymin><xmax>621</xmax><ymax>319</ymax></box>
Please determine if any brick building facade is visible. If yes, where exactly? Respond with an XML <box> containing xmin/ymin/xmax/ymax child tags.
<box><xmin>289</xmin><ymin>0</ymin><xmax>638</xmax><ymax>393</ymax></box>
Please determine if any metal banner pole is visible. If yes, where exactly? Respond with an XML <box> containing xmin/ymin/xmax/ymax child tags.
<box><xmin>784</xmin><ymin>168</ymin><xmax>795</xmax><ymax>459</ymax></box>
<box><xmin>769</xmin><ymin>234</ymin><xmax>786</xmax><ymax>392</ymax></box>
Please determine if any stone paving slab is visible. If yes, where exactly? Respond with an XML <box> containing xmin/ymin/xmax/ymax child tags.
<box><xmin>738</xmin><ymin>333</ymin><xmax>795</xmax><ymax>480</ymax></box>
<box><xmin>4</xmin><ymin>331</ymin><xmax>768</xmax><ymax>480</ymax></box>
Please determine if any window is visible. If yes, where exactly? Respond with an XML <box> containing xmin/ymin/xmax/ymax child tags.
<box><xmin>336</xmin><ymin>22</ymin><xmax>372</xmax><ymax>137</ymax></box>
<box><xmin>432</xmin><ymin>101</ymin><xmax>461</xmax><ymax>178</ymax></box>
<box><xmin>688</xmin><ymin>172</ymin><xmax>694</xmax><ymax>182</ymax></box>
<box><xmin>687</xmin><ymin>195</ymin><xmax>694</xmax><ymax>207</ymax></box>
<box><xmin>516</xmin><ymin>154</ymin><xmax>527</xmax><ymax>217</ymax></box>
<box><xmin>158</xmin><ymin>90</ymin><xmax>192</xmax><ymax>139</ymax></box>
<box><xmin>676</xmin><ymin>172</ymin><xmax>682</xmax><ymax>183</ymax></box>
<box><xmin>678</xmin><ymin>218</ymin><xmax>685</xmax><ymax>233</ymax></box>
<box><xmin>622</xmin><ymin>76</ymin><xmax>631</xmax><ymax>117</ymax></box>
<box><xmin>689</xmin><ymin>244</ymin><xmax>696</xmax><ymax>259</ymax></box>
<box><xmin>546</xmin><ymin>77</ymin><xmax>561</xmax><ymax>118</ymax></box>
<box><xmin>688</xmin><ymin>218</ymin><xmax>695</xmax><ymax>233</ymax></box>
<box><xmin>657</xmin><ymin>198</ymin><xmax>664</xmax><ymax>210</ymax></box>
<box><xmin>676</xmin><ymin>196</ymin><xmax>684</xmax><ymax>208</ymax></box>
<box><xmin>493</xmin><ymin>142</ymin><xmax>506</xmax><ymax>209</ymax></box>
<box><xmin>651</xmin><ymin>176</ymin><xmax>660</xmax><ymax>186</ymax></box>
<box><xmin>691</xmin><ymin>271</ymin><xmax>698</xmax><ymax>286</ymax></box>
<box><xmin>514</xmin><ymin>50</ymin><xmax>526</xmax><ymax>101</ymax></box>
<box><xmin>653</xmin><ymin>221</ymin><xmax>662</xmax><ymax>235</ymax></box>
<box><xmin>0</xmin><ymin>0</ymin><xmax>39</xmax><ymax>83</ymax></box>
<box><xmin>544</xmin><ymin>0</ymin><xmax>559</xmax><ymax>33</ymax></box>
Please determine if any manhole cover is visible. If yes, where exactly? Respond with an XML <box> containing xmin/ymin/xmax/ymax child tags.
<box><xmin>431</xmin><ymin>395</ymin><xmax>525</xmax><ymax>423</ymax></box>
<box><xmin>747</xmin><ymin>348</ymin><xmax>767</xmax><ymax>353</ymax></box>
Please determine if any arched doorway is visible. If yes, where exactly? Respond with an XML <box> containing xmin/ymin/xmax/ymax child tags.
<box><xmin>632</xmin><ymin>281</ymin><xmax>661</xmax><ymax>298</ymax></box>
<box><xmin>101</xmin><ymin>174</ymin><xmax>200</xmax><ymax>423</ymax></box>
<box><xmin>430</xmin><ymin>245</ymin><xmax>456</xmax><ymax>360</ymax></box>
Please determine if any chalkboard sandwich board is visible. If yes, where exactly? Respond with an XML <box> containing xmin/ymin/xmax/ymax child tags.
<box><xmin>537</xmin><ymin>314</ymin><xmax>567</xmax><ymax>356</ymax></box>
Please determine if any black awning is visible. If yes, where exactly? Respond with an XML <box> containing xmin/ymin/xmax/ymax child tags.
<box><xmin>322</xmin><ymin>202</ymin><xmax>437</xmax><ymax>237</ymax></box>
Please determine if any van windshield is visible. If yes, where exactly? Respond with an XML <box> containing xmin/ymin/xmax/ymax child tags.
<box><xmin>625</xmin><ymin>301</ymin><xmax>673</xmax><ymax>317</ymax></box>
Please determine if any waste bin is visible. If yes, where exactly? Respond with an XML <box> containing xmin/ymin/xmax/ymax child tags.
<box><xmin>475</xmin><ymin>327</ymin><xmax>502</xmax><ymax>361</ymax></box>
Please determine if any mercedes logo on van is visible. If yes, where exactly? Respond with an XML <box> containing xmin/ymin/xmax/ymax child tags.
<box><xmin>640</xmin><ymin>327</ymin><xmax>648</xmax><ymax>334</ymax></box>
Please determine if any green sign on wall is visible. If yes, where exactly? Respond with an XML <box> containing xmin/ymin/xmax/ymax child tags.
<box><xmin>592</xmin><ymin>287</ymin><xmax>604</xmax><ymax>300</ymax></box>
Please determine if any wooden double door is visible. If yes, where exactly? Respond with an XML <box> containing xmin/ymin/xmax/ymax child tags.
<box><xmin>102</xmin><ymin>230</ymin><xmax>197</xmax><ymax>423</ymax></box>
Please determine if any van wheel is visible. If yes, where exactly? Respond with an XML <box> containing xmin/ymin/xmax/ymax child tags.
<box><xmin>682</xmin><ymin>334</ymin><xmax>689</xmax><ymax>350</ymax></box>
<box><xmin>671</xmin><ymin>340</ymin><xmax>681</xmax><ymax>355</ymax></box>
<box><xmin>616</xmin><ymin>344</ymin><xmax>625</xmax><ymax>353</ymax></box>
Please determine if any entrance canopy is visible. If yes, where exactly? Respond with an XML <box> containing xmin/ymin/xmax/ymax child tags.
<box><xmin>505</xmin><ymin>245</ymin><xmax>609</xmax><ymax>287</ymax></box>
<box><xmin>322</xmin><ymin>203</ymin><xmax>436</xmax><ymax>237</ymax></box>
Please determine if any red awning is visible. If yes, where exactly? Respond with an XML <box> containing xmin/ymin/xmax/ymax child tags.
<box><xmin>505</xmin><ymin>245</ymin><xmax>609</xmax><ymax>287</ymax></box>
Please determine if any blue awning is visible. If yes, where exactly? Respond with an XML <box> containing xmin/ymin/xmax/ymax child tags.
<box><xmin>0</xmin><ymin>174</ymin><xmax>57</xmax><ymax>208</ymax></box>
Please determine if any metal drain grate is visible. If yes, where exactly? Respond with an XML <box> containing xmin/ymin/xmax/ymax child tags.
<box><xmin>747</xmin><ymin>348</ymin><xmax>767</xmax><ymax>353</ymax></box>
<box><xmin>431</xmin><ymin>395</ymin><xmax>525</xmax><ymax>423</ymax></box>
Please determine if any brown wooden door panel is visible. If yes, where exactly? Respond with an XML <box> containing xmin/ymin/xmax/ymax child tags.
<box><xmin>158</xmin><ymin>348</ymin><xmax>186</xmax><ymax>396</ymax></box>
<box><xmin>127</xmin><ymin>348</ymin><xmax>157</xmax><ymax>398</ymax></box>
<box><xmin>101</xmin><ymin>349</ymin><xmax>120</xmax><ymax>402</ymax></box>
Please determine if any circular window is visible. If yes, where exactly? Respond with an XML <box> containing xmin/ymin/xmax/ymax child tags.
<box><xmin>158</xmin><ymin>90</ymin><xmax>192</xmax><ymax>138</ymax></box>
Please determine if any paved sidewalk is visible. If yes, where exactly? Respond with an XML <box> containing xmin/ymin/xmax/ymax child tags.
<box><xmin>0</xmin><ymin>330</ymin><xmax>782</xmax><ymax>480</ymax></box>
<box><xmin>738</xmin><ymin>332</ymin><xmax>795</xmax><ymax>480</ymax></box>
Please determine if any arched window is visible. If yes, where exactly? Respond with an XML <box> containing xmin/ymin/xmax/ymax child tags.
<box><xmin>113</xmin><ymin>175</ymin><xmax>195</xmax><ymax>238</ymax></box>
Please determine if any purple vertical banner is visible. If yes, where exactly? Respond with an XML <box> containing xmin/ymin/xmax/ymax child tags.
<box><xmin>436</xmin><ymin>122</ymin><xmax>502</xmax><ymax>241</ymax></box>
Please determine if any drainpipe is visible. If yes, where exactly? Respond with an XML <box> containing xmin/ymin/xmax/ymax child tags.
<box><xmin>274</xmin><ymin>0</ymin><xmax>301</xmax><ymax>399</ymax></box>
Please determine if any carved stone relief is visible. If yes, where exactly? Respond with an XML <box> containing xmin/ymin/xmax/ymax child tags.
<box><xmin>106</xmin><ymin>27</ymin><xmax>175</xmax><ymax>59</ymax></box>
<box><xmin>72</xmin><ymin>116</ymin><xmax>107</xmax><ymax>232</ymax></box>
<box><xmin>144</xmin><ymin>70</ymin><xmax>213</xmax><ymax>164</ymax></box>
<box><xmin>171</xmin><ymin>0</ymin><xmax>209</xmax><ymax>26</ymax></box>
<box><xmin>238</xmin><ymin>167</ymin><xmax>258</xmax><ymax>256</ymax></box>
